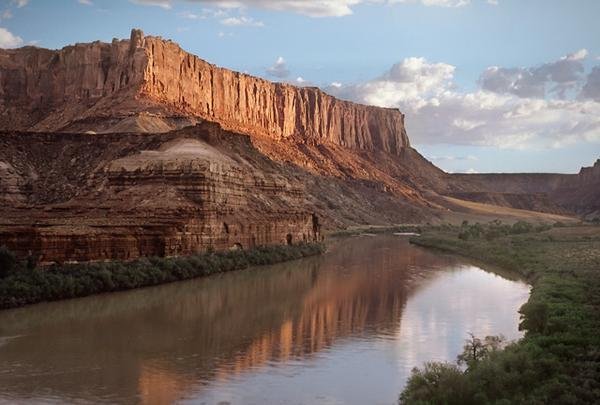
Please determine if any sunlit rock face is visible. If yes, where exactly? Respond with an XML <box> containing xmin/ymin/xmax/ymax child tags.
<box><xmin>0</xmin><ymin>29</ymin><xmax>409</xmax><ymax>155</ymax></box>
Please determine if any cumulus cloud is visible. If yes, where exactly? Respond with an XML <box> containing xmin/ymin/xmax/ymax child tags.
<box><xmin>0</xmin><ymin>27</ymin><xmax>23</xmax><ymax>48</ymax></box>
<box><xmin>326</xmin><ymin>54</ymin><xmax>600</xmax><ymax>150</ymax></box>
<box><xmin>266</xmin><ymin>56</ymin><xmax>290</xmax><ymax>78</ymax></box>
<box><xmin>329</xmin><ymin>57</ymin><xmax>454</xmax><ymax>110</ymax></box>
<box><xmin>12</xmin><ymin>0</ymin><xmax>28</xmax><ymax>7</ymax></box>
<box><xmin>78</xmin><ymin>0</ymin><xmax>93</xmax><ymax>5</ymax></box>
<box><xmin>480</xmin><ymin>49</ymin><xmax>588</xmax><ymax>99</ymax></box>
<box><xmin>1</xmin><ymin>10</ymin><xmax>13</xmax><ymax>19</ymax></box>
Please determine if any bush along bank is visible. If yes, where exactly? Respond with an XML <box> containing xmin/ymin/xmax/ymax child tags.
<box><xmin>0</xmin><ymin>242</ymin><xmax>325</xmax><ymax>310</ymax></box>
<box><xmin>400</xmin><ymin>221</ymin><xmax>600</xmax><ymax>404</ymax></box>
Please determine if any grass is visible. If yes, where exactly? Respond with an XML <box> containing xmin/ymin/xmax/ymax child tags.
<box><xmin>0</xmin><ymin>242</ymin><xmax>325</xmax><ymax>310</ymax></box>
<box><xmin>400</xmin><ymin>221</ymin><xmax>600</xmax><ymax>404</ymax></box>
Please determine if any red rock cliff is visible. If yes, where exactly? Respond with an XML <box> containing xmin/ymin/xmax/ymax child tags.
<box><xmin>0</xmin><ymin>29</ymin><xmax>409</xmax><ymax>154</ymax></box>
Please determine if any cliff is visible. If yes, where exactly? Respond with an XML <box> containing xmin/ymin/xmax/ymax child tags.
<box><xmin>0</xmin><ymin>123</ymin><xmax>324</xmax><ymax>263</ymax></box>
<box><xmin>0</xmin><ymin>29</ymin><xmax>409</xmax><ymax>155</ymax></box>
<box><xmin>448</xmin><ymin>159</ymin><xmax>600</xmax><ymax>219</ymax></box>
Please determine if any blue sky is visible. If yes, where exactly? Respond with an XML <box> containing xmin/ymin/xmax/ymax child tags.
<box><xmin>2</xmin><ymin>0</ymin><xmax>600</xmax><ymax>173</ymax></box>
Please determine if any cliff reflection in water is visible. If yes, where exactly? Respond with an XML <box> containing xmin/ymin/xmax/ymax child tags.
<box><xmin>0</xmin><ymin>236</ymin><xmax>492</xmax><ymax>404</ymax></box>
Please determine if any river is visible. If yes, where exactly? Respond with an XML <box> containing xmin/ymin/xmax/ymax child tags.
<box><xmin>0</xmin><ymin>235</ymin><xmax>530</xmax><ymax>404</ymax></box>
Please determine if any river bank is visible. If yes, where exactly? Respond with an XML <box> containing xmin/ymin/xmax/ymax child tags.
<box><xmin>401</xmin><ymin>222</ymin><xmax>600</xmax><ymax>404</ymax></box>
<box><xmin>0</xmin><ymin>242</ymin><xmax>325</xmax><ymax>310</ymax></box>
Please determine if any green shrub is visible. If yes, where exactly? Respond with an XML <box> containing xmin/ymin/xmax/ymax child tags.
<box><xmin>511</xmin><ymin>221</ymin><xmax>534</xmax><ymax>234</ymax></box>
<box><xmin>0</xmin><ymin>242</ymin><xmax>325</xmax><ymax>309</ymax></box>
<box><xmin>519</xmin><ymin>301</ymin><xmax>549</xmax><ymax>335</ymax></box>
<box><xmin>400</xmin><ymin>362</ymin><xmax>474</xmax><ymax>405</ymax></box>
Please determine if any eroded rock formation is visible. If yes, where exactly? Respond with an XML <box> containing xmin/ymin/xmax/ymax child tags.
<box><xmin>0</xmin><ymin>123</ymin><xmax>324</xmax><ymax>263</ymax></box>
<box><xmin>0</xmin><ymin>29</ymin><xmax>409</xmax><ymax>155</ymax></box>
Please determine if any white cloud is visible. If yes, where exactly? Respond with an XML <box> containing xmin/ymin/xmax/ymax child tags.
<box><xmin>131</xmin><ymin>0</ymin><xmax>476</xmax><ymax>17</ymax></box>
<box><xmin>486</xmin><ymin>0</ymin><xmax>498</xmax><ymax>5</ymax></box>
<box><xmin>391</xmin><ymin>0</ymin><xmax>470</xmax><ymax>7</ymax></box>
<box><xmin>266</xmin><ymin>56</ymin><xmax>290</xmax><ymax>78</ymax></box>
<box><xmin>220</xmin><ymin>16</ymin><xmax>264</xmax><ymax>27</ymax></box>
<box><xmin>129</xmin><ymin>0</ymin><xmax>171</xmax><ymax>9</ymax></box>
<box><xmin>0</xmin><ymin>27</ymin><xmax>23</xmax><ymax>48</ymax></box>
<box><xmin>1</xmin><ymin>10</ymin><xmax>13</xmax><ymax>19</ymax></box>
<box><xmin>429</xmin><ymin>155</ymin><xmax>478</xmax><ymax>161</ymax></box>
<box><xmin>581</xmin><ymin>66</ymin><xmax>600</xmax><ymax>101</ymax></box>
<box><xmin>326</xmin><ymin>54</ymin><xmax>600</xmax><ymax>150</ymax></box>
<box><xmin>12</xmin><ymin>0</ymin><xmax>28</xmax><ymax>8</ymax></box>
<box><xmin>452</xmin><ymin>118</ymin><xmax>484</xmax><ymax>131</ymax></box>
<box><xmin>179</xmin><ymin>10</ymin><xmax>200</xmax><ymax>19</ymax></box>
<box><xmin>329</xmin><ymin>57</ymin><xmax>454</xmax><ymax>110</ymax></box>
<box><xmin>78</xmin><ymin>0</ymin><xmax>93</xmax><ymax>5</ymax></box>
<box><xmin>479</xmin><ymin>49</ymin><xmax>588</xmax><ymax>99</ymax></box>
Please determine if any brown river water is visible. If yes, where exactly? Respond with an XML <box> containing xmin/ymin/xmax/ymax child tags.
<box><xmin>0</xmin><ymin>235</ymin><xmax>529</xmax><ymax>405</ymax></box>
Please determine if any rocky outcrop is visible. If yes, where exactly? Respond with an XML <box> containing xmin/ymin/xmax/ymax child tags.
<box><xmin>0</xmin><ymin>29</ymin><xmax>409</xmax><ymax>155</ymax></box>
<box><xmin>0</xmin><ymin>123</ymin><xmax>324</xmax><ymax>263</ymax></box>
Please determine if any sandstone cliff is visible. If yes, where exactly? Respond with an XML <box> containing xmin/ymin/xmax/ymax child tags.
<box><xmin>0</xmin><ymin>29</ymin><xmax>409</xmax><ymax>155</ymax></box>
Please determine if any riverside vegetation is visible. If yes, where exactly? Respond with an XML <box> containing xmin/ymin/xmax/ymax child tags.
<box><xmin>400</xmin><ymin>220</ymin><xmax>600</xmax><ymax>404</ymax></box>
<box><xmin>0</xmin><ymin>242</ymin><xmax>325</xmax><ymax>310</ymax></box>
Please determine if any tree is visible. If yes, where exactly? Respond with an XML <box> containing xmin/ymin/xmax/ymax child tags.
<box><xmin>458</xmin><ymin>333</ymin><xmax>505</xmax><ymax>370</ymax></box>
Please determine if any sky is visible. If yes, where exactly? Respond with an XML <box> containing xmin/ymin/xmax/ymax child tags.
<box><xmin>1</xmin><ymin>0</ymin><xmax>600</xmax><ymax>173</ymax></box>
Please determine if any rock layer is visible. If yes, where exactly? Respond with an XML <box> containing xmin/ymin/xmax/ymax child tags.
<box><xmin>0</xmin><ymin>29</ymin><xmax>409</xmax><ymax>155</ymax></box>
<box><xmin>0</xmin><ymin>124</ymin><xmax>323</xmax><ymax>263</ymax></box>
<box><xmin>447</xmin><ymin>159</ymin><xmax>600</xmax><ymax>219</ymax></box>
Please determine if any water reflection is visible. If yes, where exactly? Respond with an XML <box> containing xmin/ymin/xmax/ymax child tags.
<box><xmin>0</xmin><ymin>235</ymin><xmax>529</xmax><ymax>404</ymax></box>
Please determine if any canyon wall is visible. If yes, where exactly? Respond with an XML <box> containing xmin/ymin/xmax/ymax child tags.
<box><xmin>0</xmin><ymin>29</ymin><xmax>409</xmax><ymax>155</ymax></box>
<box><xmin>448</xmin><ymin>159</ymin><xmax>600</xmax><ymax>218</ymax></box>
<box><xmin>0</xmin><ymin>124</ymin><xmax>322</xmax><ymax>263</ymax></box>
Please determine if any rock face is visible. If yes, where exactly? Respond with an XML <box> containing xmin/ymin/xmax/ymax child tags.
<box><xmin>447</xmin><ymin>159</ymin><xmax>600</xmax><ymax>219</ymax></box>
<box><xmin>0</xmin><ymin>29</ymin><xmax>409</xmax><ymax>155</ymax></box>
<box><xmin>0</xmin><ymin>124</ymin><xmax>322</xmax><ymax>263</ymax></box>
